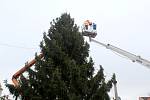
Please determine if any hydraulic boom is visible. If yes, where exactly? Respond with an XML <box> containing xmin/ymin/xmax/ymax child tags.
<box><xmin>90</xmin><ymin>38</ymin><xmax>150</xmax><ymax>69</ymax></box>
<box><xmin>12</xmin><ymin>53</ymin><xmax>43</xmax><ymax>87</ymax></box>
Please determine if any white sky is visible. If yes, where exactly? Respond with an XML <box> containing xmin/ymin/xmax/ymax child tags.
<box><xmin>0</xmin><ymin>0</ymin><xmax>150</xmax><ymax>99</ymax></box>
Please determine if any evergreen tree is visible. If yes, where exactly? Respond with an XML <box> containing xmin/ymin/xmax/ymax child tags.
<box><xmin>6</xmin><ymin>13</ymin><xmax>114</xmax><ymax>100</ymax></box>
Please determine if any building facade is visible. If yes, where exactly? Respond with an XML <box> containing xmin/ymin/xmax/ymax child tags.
<box><xmin>139</xmin><ymin>97</ymin><xmax>150</xmax><ymax>100</ymax></box>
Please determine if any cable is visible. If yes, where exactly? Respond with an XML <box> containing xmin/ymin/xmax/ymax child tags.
<box><xmin>0</xmin><ymin>42</ymin><xmax>37</xmax><ymax>50</ymax></box>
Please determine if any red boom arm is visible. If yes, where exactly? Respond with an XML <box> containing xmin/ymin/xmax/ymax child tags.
<box><xmin>12</xmin><ymin>53</ymin><xmax>44</xmax><ymax>87</ymax></box>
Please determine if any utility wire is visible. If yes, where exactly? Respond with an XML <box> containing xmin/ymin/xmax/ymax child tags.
<box><xmin>0</xmin><ymin>42</ymin><xmax>38</xmax><ymax>50</ymax></box>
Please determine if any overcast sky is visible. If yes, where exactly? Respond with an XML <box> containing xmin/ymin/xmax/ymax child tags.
<box><xmin>0</xmin><ymin>0</ymin><xmax>150</xmax><ymax>99</ymax></box>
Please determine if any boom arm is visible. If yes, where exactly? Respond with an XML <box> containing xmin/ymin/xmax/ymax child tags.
<box><xmin>91</xmin><ymin>38</ymin><xmax>150</xmax><ymax>69</ymax></box>
<box><xmin>12</xmin><ymin>53</ymin><xmax>43</xmax><ymax>87</ymax></box>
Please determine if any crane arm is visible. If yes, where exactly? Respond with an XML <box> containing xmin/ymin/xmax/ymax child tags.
<box><xmin>12</xmin><ymin>53</ymin><xmax>43</xmax><ymax>87</ymax></box>
<box><xmin>91</xmin><ymin>38</ymin><xmax>150</xmax><ymax>69</ymax></box>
